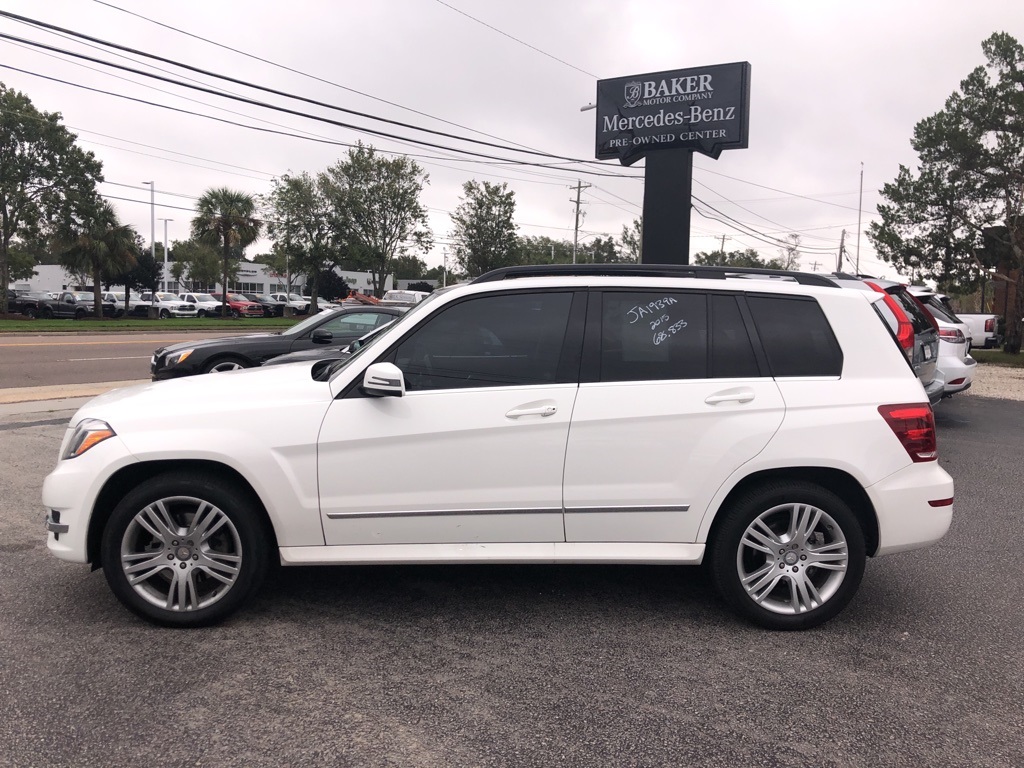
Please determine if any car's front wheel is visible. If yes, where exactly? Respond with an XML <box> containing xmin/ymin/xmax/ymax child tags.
<box><xmin>203</xmin><ymin>356</ymin><xmax>250</xmax><ymax>373</ymax></box>
<box><xmin>100</xmin><ymin>472</ymin><xmax>270</xmax><ymax>627</ymax></box>
<box><xmin>159</xmin><ymin>309</ymin><xmax>170</xmax><ymax>319</ymax></box>
<box><xmin>708</xmin><ymin>481</ymin><xmax>866</xmax><ymax>631</ymax></box>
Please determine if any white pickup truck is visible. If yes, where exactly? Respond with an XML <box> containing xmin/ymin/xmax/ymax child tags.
<box><xmin>958</xmin><ymin>313</ymin><xmax>1002</xmax><ymax>349</ymax></box>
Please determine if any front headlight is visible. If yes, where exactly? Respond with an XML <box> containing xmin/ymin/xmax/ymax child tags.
<box><xmin>62</xmin><ymin>419</ymin><xmax>116</xmax><ymax>460</ymax></box>
<box><xmin>165</xmin><ymin>348</ymin><xmax>194</xmax><ymax>366</ymax></box>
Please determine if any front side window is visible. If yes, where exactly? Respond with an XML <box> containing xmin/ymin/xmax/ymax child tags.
<box><xmin>394</xmin><ymin>292</ymin><xmax>574</xmax><ymax>391</ymax></box>
<box><xmin>320</xmin><ymin>312</ymin><xmax>391</xmax><ymax>336</ymax></box>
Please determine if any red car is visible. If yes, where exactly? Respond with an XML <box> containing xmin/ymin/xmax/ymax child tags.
<box><xmin>210</xmin><ymin>293</ymin><xmax>264</xmax><ymax>318</ymax></box>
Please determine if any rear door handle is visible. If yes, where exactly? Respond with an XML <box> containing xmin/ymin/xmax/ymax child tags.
<box><xmin>505</xmin><ymin>405</ymin><xmax>558</xmax><ymax>419</ymax></box>
<box><xmin>704</xmin><ymin>389</ymin><xmax>755</xmax><ymax>405</ymax></box>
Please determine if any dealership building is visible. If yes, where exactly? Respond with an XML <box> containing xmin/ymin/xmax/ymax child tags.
<box><xmin>9</xmin><ymin>262</ymin><xmax>393</xmax><ymax>297</ymax></box>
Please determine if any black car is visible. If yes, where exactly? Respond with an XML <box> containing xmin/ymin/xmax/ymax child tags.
<box><xmin>150</xmin><ymin>305</ymin><xmax>405</xmax><ymax>379</ymax></box>
<box><xmin>262</xmin><ymin>317</ymin><xmax>401</xmax><ymax>367</ymax></box>
<box><xmin>241</xmin><ymin>293</ymin><xmax>287</xmax><ymax>317</ymax></box>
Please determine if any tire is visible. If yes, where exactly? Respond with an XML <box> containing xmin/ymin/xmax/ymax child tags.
<box><xmin>100</xmin><ymin>472</ymin><xmax>271</xmax><ymax>627</ymax></box>
<box><xmin>230</xmin><ymin>309</ymin><xmax>240</xmax><ymax>319</ymax></box>
<box><xmin>115</xmin><ymin>309</ymin><xmax>125</xmax><ymax>318</ymax></box>
<box><xmin>203</xmin><ymin>356</ymin><xmax>250</xmax><ymax>374</ymax></box>
<box><xmin>22</xmin><ymin>307</ymin><xmax>36</xmax><ymax>319</ymax></box>
<box><xmin>708</xmin><ymin>481</ymin><xmax>866</xmax><ymax>631</ymax></box>
<box><xmin>159</xmin><ymin>309</ymin><xmax>170</xmax><ymax>319</ymax></box>
<box><xmin>40</xmin><ymin>305</ymin><xmax>53</xmax><ymax>319</ymax></box>
<box><xmin>74</xmin><ymin>308</ymin><xmax>86</xmax><ymax>320</ymax></box>
<box><xmin>197</xmin><ymin>310</ymin><xmax>206</xmax><ymax>318</ymax></box>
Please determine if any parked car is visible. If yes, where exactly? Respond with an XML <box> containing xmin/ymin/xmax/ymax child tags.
<box><xmin>37</xmin><ymin>291</ymin><xmax>117</xmax><ymax>319</ymax></box>
<box><xmin>268</xmin><ymin>293</ymin><xmax>311</xmax><ymax>314</ymax></box>
<box><xmin>102</xmin><ymin>291</ymin><xmax>149</xmax><ymax>318</ymax></box>
<box><xmin>150</xmin><ymin>305</ymin><xmax>405</xmax><ymax>378</ymax></box>
<box><xmin>210</xmin><ymin>293</ymin><xmax>264</xmax><ymax>318</ymax></box>
<box><xmin>5</xmin><ymin>289</ymin><xmax>51</xmax><ymax>317</ymax></box>
<box><xmin>824</xmin><ymin>274</ymin><xmax>943</xmax><ymax>406</ymax></box>
<box><xmin>262</xmin><ymin>317</ymin><xmax>402</xmax><ymax>367</ymax></box>
<box><xmin>45</xmin><ymin>264</ymin><xmax>953</xmax><ymax>630</ymax></box>
<box><xmin>241</xmin><ymin>293</ymin><xmax>287</xmax><ymax>317</ymax></box>
<box><xmin>909</xmin><ymin>287</ymin><xmax>977</xmax><ymax>397</ymax></box>
<box><xmin>178</xmin><ymin>292</ymin><xmax>224</xmax><ymax>318</ymax></box>
<box><xmin>958</xmin><ymin>312</ymin><xmax>1002</xmax><ymax>349</ymax></box>
<box><xmin>909</xmin><ymin>289</ymin><xmax>973</xmax><ymax>348</ymax></box>
<box><xmin>379</xmin><ymin>289</ymin><xmax>429</xmax><ymax>307</ymax></box>
<box><xmin>137</xmin><ymin>292</ymin><xmax>200</xmax><ymax>319</ymax></box>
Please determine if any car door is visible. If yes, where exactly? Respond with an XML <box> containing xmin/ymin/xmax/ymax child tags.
<box><xmin>563</xmin><ymin>290</ymin><xmax>786</xmax><ymax>544</ymax></box>
<box><xmin>316</xmin><ymin>290</ymin><xmax>585</xmax><ymax>546</ymax></box>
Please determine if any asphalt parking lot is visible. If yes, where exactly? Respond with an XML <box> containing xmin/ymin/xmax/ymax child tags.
<box><xmin>1</xmin><ymin>394</ymin><xmax>1022</xmax><ymax>768</ymax></box>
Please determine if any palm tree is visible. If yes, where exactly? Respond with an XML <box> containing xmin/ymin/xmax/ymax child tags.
<box><xmin>191</xmin><ymin>188</ymin><xmax>262</xmax><ymax>317</ymax></box>
<box><xmin>58</xmin><ymin>200</ymin><xmax>139</xmax><ymax>318</ymax></box>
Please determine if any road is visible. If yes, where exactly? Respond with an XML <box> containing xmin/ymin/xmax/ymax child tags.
<box><xmin>0</xmin><ymin>394</ymin><xmax>1021</xmax><ymax>767</ymax></box>
<box><xmin>0</xmin><ymin>331</ymin><xmax>250</xmax><ymax>389</ymax></box>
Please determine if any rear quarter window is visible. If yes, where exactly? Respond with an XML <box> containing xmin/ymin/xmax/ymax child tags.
<box><xmin>746</xmin><ymin>295</ymin><xmax>843</xmax><ymax>377</ymax></box>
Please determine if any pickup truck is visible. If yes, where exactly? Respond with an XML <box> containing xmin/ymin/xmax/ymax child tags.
<box><xmin>959</xmin><ymin>313</ymin><xmax>1002</xmax><ymax>349</ymax></box>
<box><xmin>102</xmin><ymin>291</ymin><xmax>149</xmax><ymax>318</ymax></box>
<box><xmin>137</xmin><ymin>292</ymin><xmax>199</xmax><ymax>319</ymax></box>
<box><xmin>38</xmin><ymin>291</ymin><xmax>116</xmax><ymax>319</ymax></box>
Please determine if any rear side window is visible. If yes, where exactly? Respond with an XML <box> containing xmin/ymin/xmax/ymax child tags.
<box><xmin>888</xmin><ymin>288</ymin><xmax>933</xmax><ymax>333</ymax></box>
<box><xmin>746</xmin><ymin>295</ymin><xmax>842</xmax><ymax>377</ymax></box>
<box><xmin>598</xmin><ymin>291</ymin><xmax>708</xmax><ymax>382</ymax></box>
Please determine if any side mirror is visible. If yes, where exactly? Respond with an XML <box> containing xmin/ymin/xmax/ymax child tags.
<box><xmin>311</xmin><ymin>329</ymin><xmax>333</xmax><ymax>344</ymax></box>
<box><xmin>362</xmin><ymin>362</ymin><xmax>405</xmax><ymax>397</ymax></box>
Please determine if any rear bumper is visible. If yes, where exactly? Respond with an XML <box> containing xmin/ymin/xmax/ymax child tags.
<box><xmin>924</xmin><ymin>378</ymin><xmax>945</xmax><ymax>406</ymax></box>
<box><xmin>868</xmin><ymin>461</ymin><xmax>954</xmax><ymax>556</ymax></box>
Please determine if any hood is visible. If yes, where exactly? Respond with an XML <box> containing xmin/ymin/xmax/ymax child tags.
<box><xmin>156</xmin><ymin>333</ymin><xmax>281</xmax><ymax>356</ymax></box>
<box><xmin>72</xmin><ymin>363</ymin><xmax>333</xmax><ymax>428</ymax></box>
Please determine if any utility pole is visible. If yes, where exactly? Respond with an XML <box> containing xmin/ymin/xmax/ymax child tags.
<box><xmin>142</xmin><ymin>181</ymin><xmax>155</xmax><ymax>303</ymax></box>
<box><xmin>158</xmin><ymin>218</ymin><xmax>173</xmax><ymax>291</ymax></box>
<box><xmin>719</xmin><ymin>234</ymin><xmax>731</xmax><ymax>254</ymax></box>
<box><xmin>856</xmin><ymin>162</ymin><xmax>864</xmax><ymax>274</ymax></box>
<box><xmin>809</xmin><ymin>260</ymin><xmax>821</xmax><ymax>272</ymax></box>
<box><xmin>442</xmin><ymin>248</ymin><xmax>448</xmax><ymax>288</ymax></box>
<box><xmin>570</xmin><ymin>180</ymin><xmax>590</xmax><ymax>265</ymax></box>
<box><xmin>837</xmin><ymin>230</ymin><xmax>846</xmax><ymax>273</ymax></box>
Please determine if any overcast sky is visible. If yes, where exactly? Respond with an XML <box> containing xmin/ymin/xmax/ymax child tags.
<box><xmin>1</xmin><ymin>0</ymin><xmax>1020</xmax><ymax>277</ymax></box>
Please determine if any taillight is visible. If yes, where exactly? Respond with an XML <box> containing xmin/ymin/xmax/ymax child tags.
<box><xmin>938</xmin><ymin>327</ymin><xmax>966</xmax><ymax>343</ymax></box>
<box><xmin>866</xmin><ymin>282</ymin><xmax>914</xmax><ymax>356</ymax></box>
<box><xmin>985</xmin><ymin>318</ymin><xmax>995</xmax><ymax>332</ymax></box>
<box><xmin>878</xmin><ymin>403</ymin><xmax>937</xmax><ymax>462</ymax></box>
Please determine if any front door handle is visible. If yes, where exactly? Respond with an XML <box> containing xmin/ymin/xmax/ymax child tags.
<box><xmin>704</xmin><ymin>389</ymin><xmax>755</xmax><ymax>405</ymax></box>
<box><xmin>505</xmin><ymin>405</ymin><xmax>558</xmax><ymax>419</ymax></box>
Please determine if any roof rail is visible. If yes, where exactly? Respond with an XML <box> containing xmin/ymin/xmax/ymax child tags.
<box><xmin>471</xmin><ymin>263</ymin><xmax>839</xmax><ymax>288</ymax></box>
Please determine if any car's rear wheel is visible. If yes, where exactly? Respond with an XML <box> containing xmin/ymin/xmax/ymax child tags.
<box><xmin>100</xmin><ymin>472</ymin><xmax>270</xmax><ymax>627</ymax></box>
<box><xmin>709</xmin><ymin>481</ymin><xmax>865</xmax><ymax>630</ymax></box>
<box><xmin>203</xmin><ymin>356</ymin><xmax>250</xmax><ymax>373</ymax></box>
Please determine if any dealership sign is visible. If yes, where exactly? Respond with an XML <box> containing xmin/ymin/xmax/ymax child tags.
<box><xmin>595</xmin><ymin>62</ymin><xmax>751</xmax><ymax>165</ymax></box>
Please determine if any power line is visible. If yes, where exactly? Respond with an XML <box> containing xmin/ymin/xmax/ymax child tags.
<box><xmin>432</xmin><ymin>0</ymin><xmax>598</xmax><ymax>78</ymax></box>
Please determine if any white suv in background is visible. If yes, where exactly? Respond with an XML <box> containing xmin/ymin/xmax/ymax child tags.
<box><xmin>43</xmin><ymin>265</ymin><xmax>954</xmax><ymax>630</ymax></box>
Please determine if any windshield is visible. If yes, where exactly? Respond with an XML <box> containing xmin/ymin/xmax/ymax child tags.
<box><xmin>922</xmin><ymin>295</ymin><xmax>962</xmax><ymax>324</ymax></box>
<box><xmin>71</xmin><ymin>292</ymin><xmax>92</xmax><ymax>300</ymax></box>
<box><xmin>192</xmin><ymin>293</ymin><xmax>217</xmax><ymax>302</ymax></box>
<box><xmin>110</xmin><ymin>292</ymin><xmax>125</xmax><ymax>300</ymax></box>
<box><xmin>288</xmin><ymin>294</ymin><xmax>306</xmax><ymax>302</ymax></box>
<box><xmin>157</xmin><ymin>293</ymin><xmax>179</xmax><ymax>301</ymax></box>
<box><xmin>320</xmin><ymin>287</ymin><xmax>452</xmax><ymax>380</ymax></box>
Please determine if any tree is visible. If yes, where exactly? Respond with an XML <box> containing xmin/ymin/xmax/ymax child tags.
<box><xmin>57</xmin><ymin>199</ymin><xmax>139</xmax><ymax>317</ymax></box>
<box><xmin>392</xmin><ymin>253</ymin><xmax>428</xmax><ymax>280</ymax></box>
<box><xmin>406</xmin><ymin>280</ymin><xmax>434</xmax><ymax>293</ymax></box>
<box><xmin>263</xmin><ymin>172</ymin><xmax>339</xmax><ymax>312</ymax></box>
<box><xmin>868</xmin><ymin>32</ymin><xmax>1024</xmax><ymax>350</ymax></box>
<box><xmin>191</xmin><ymin>188</ymin><xmax>262</xmax><ymax>316</ymax></box>
<box><xmin>694</xmin><ymin>247</ymin><xmax>777</xmax><ymax>268</ymax></box>
<box><xmin>315</xmin><ymin>270</ymin><xmax>349</xmax><ymax>301</ymax></box>
<box><xmin>323</xmin><ymin>144</ymin><xmax>431</xmax><ymax>297</ymax></box>
<box><xmin>776</xmin><ymin>234</ymin><xmax>802</xmax><ymax>270</ymax></box>
<box><xmin>450</xmin><ymin>180</ymin><xmax>518</xmax><ymax>278</ymax></box>
<box><xmin>170</xmin><ymin>238</ymin><xmax>222</xmax><ymax>291</ymax></box>
<box><xmin>0</xmin><ymin>84</ymin><xmax>103</xmax><ymax>313</ymax></box>
<box><xmin>619</xmin><ymin>218</ymin><xmax>642</xmax><ymax>263</ymax></box>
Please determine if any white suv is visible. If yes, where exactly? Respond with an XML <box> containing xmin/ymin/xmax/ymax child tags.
<box><xmin>42</xmin><ymin>265</ymin><xmax>954</xmax><ymax>629</ymax></box>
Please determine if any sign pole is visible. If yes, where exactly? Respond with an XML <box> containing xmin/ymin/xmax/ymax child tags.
<box><xmin>640</xmin><ymin>150</ymin><xmax>693</xmax><ymax>265</ymax></box>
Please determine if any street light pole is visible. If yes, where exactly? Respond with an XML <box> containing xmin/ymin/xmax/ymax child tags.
<box><xmin>158</xmin><ymin>218</ymin><xmax>173</xmax><ymax>291</ymax></box>
<box><xmin>141</xmin><ymin>182</ymin><xmax>155</xmax><ymax>304</ymax></box>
